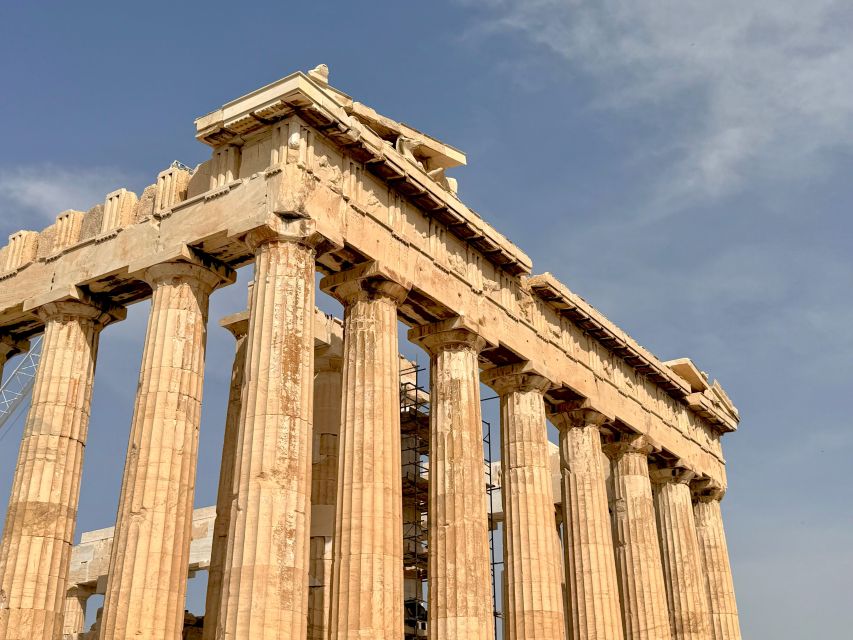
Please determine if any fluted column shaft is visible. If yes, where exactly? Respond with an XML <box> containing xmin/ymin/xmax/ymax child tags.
<box><xmin>307</xmin><ymin>351</ymin><xmax>342</xmax><ymax>640</ymax></box>
<box><xmin>481</xmin><ymin>367</ymin><xmax>564</xmax><ymax>640</ymax></box>
<box><xmin>62</xmin><ymin>586</ymin><xmax>93</xmax><ymax>637</ymax></box>
<box><xmin>651</xmin><ymin>467</ymin><xmax>711</xmax><ymax>640</ymax></box>
<box><xmin>322</xmin><ymin>263</ymin><xmax>410</xmax><ymax>640</ymax></box>
<box><xmin>218</xmin><ymin>228</ymin><xmax>318</xmax><ymax>640</ymax></box>
<box><xmin>0</xmin><ymin>299</ymin><xmax>116</xmax><ymax>640</ymax></box>
<box><xmin>202</xmin><ymin>312</ymin><xmax>249</xmax><ymax>640</ymax></box>
<box><xmin>693</xmin><ymin>493</ymin><xmax>740</xmax><ymax>640</ymax></box>
<box><xmin>411</xmin><ymin>320</ymin><xmax>493</xmax><ymax>640</ymax></box>
<box><xmin>100</xmin><ymin>257</ymin><xmax>231</xmax><ymax>640</ymax></box>
<box><xmin>605</xmin><ymin>437</ymin><xmax>670</xmax><ymax>640</ymax></box>
<box><xmin>551</xmin><ymin>406</ymin><xmax>624</xmax><ymax>640</ymax></box>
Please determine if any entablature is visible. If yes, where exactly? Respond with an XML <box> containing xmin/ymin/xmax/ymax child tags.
<box><xmin>529</xmin><ymin>274</ymin><xmax>738</xmax><ymax>433</ymax></box>
<box><xmin>0</xmin><ymin>66</ymin><xmax>738</xmax><ymax>484</ymax></box>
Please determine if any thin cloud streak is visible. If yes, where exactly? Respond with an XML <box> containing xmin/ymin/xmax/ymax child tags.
<box><xmin>460</xmin><ymin>0</ymin><xmax>853</xmax><ymax>219</ymax></box>
<box><xmin>0</xmin><ymin>165</ymin><xmax>131</xmax><ymax>232</ymax></box>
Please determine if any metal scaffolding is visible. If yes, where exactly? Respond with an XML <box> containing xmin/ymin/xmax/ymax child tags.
<box><xmin>0</xmin><ymin>335</ymin><xmax>42</xmax><ymax>435</ymax></box>
<box><xmin>399</xmin><ymin>360</ymin><xmax>502</xmax><ymax>640</ymax></box>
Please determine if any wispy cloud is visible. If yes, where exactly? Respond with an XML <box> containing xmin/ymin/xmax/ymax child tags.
<box><xmin>570</xmin><ymin>237</ymin><xmax>853</xmax><ymax>379</ymax></box>
<box><xmin>460</xmin><ymin>0</ymin><xmax>853</xmax><ymax>217</ymax></box>
<box><xmin>0</xmin><ymin>165</ymin><xmax>130</xmax><ymax>234</ymax></box>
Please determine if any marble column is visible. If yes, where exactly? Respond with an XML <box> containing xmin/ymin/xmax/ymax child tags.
<box><xmin>307</xmin><ymin>349</ymin><xmax>342</xmax><ymax>640</ymax></box>
<box><xmin>650</xmin><ymin>465</ymin><xmax>711</xmax><ymax>640</ymax></box>
<box><xmin>63</xmin><ymin>585</ymin><xmax>94</xmax><ymax>637</ymax></box>
<box><xmin>202</xmin><ymin>310</ymin><xmax>249</xmax><ymax>640</ymax></box>
<box><xmin>604</xmin><ymin>435</ymin><xmax>670</xmax><ymax>640</ymax></box>
<box><xmin>99</xmin><ymin>254</ymin><xmax>233</xmax><ymax>640</ymax></box>
<box><xmin>410</xmin><ymin>318</ymin><xmax>493</xmax><ymax>640</ymax></box>
<box><xmin>480</xmin><ymin>365</ymin><xmax>564</xmax><ymax>640</ymax></box>
<box><xmin>550</xmin><ymin>404</ymin><xmax>624</xmax><ymax>640</ymax></box>
<box><xmin>218</xmin><ymin>221</ymin><xmax>319</xmax><ymax>640</ymax></box>
<box><xmin>321</xmin><ymin>262</ymin><xmax>410</xmax><ymax>640</ymax></box>
<box><xmin>692</xmin><ymin>484</ymin><xmax>741</xmax><ymax>640</ymax></box>
<box><xmin>0</xmin><ymin>297</ymin><xmax>119</xmax><ymax>640</ymax></box>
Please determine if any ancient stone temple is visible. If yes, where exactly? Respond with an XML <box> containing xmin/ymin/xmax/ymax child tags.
<box><xmin>0</xmin><ymin>65</ymin><xmax>742</xmax><ymax>640</ymax></box>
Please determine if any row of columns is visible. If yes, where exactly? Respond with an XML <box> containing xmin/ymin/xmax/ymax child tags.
<box><xmin>0</xmin><ymin>220</ymin><xmax>739</xmax><ymax>640</ymax></box>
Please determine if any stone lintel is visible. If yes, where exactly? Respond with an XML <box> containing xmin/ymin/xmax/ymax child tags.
<box><xmin>320</xmin><ymin>260</ymin><xmax>411</xmax><ymax>306</ymax></box>
<box><xmin>314</xmin><ymin>311</ymin><xmax>343</xmax><ymax>353</ymax></box>
<box><xmin>408</xmin><ymin>316</ymin><xmax>490</xmax><ymax>355</ymax></box>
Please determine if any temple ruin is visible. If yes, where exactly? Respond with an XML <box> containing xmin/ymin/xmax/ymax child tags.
<box><xmin>0</xmin><ymin>65</ymin><xmax>741</xmax><ymax>640</ymax></box>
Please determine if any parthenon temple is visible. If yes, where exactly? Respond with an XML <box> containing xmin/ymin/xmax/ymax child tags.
<box><xmin>0</xmin><ymin>65</ymin><xmax>741</xmax><ymax>640</ymax></box>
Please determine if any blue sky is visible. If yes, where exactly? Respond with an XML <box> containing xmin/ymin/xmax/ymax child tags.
<box><xmin>1</xmin><ymin>1</ymin><xmax>852</xmax><ymax>637</ymax></box>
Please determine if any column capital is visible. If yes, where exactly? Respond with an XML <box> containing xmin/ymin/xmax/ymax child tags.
<box><xmin>691</xmin><ymin>477</ymin><xmax>726</xmax><ymax>502</ymax></box>
<box><xmin>549</xmin><ymin>399</ymin><xmax>610</xmax><ymax>431</ymax></box>
<box><xmin>603</xmin><ymin>433</ymin><xmax>660</xmax><ymax>460</ymax></box>
<box><xmin>138</xmin><ymin>247</ymin><xmax>235</xmax><ymax>292</ymax></box>
<box><xmin>220</xmin><ymin>310</ymin><xmax>250</xmax><ymax>339</ymax></box>
<box><xmin>649</xmin><ymin>462</ymin><xmax>696</xmax><ymax>486</ymax></box>
<box><xmin>480</xmin><ymin>362</ymin><xmax>551</xmax><ymax>395</ymax></box>
<box><xmin>0</xmin><ymin>334</ymin><xmax>30</xmax><ymax>362</ymax></box>
<box><xmin>37</xmin><ymin>300</ymin><xmax>115</xmax><ymax>327</ymax></box>
<box><xmin>240</xmin><ymin>214</ymin><xmax>330</xmax><ymax>251</ymax></box>
<box><xmin>24</xmin><ymin>286</ymin><xmax>126</xmax><ymax>327</ymax></box>
<box><xmin>408</xmin><ymin>316</ymin><xmax>487</xmax><ymax>355</ymax></box>
<box><xmin>33</xmin><ymin>291</ymin><xmax>126</xmax><ymax>329</ymax></box>
<box><xmin>320</xmin><ymin>260</ymin><xmax>411</xmax><ymax>306</ymax></box>
<box><xmin>66</xmin><ymin>584</ymin><xmax>96</xmax><ymax>599</ymax></box>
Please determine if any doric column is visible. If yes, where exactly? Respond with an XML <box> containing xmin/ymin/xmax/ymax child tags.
<box><xmin>692</xmin><ymin>483</ymin><xmax>741</xmax><ymax>640</ymax></box>
<box><xmin>410</xmin><ymin>318</ymin><xmax>493</xmax><ymax>640</ymax></box>
<box><xmin>480</xmin><ymin>364</ymin><xmax>564</xmax><ymax>640</ymax></box>
<box><xmin>550</xmin><ymin>403</ymin><xmax>624</xmax><ymax>640</ymax></box>
<box><xmin>307</xmin><ymin>348</ymin><xmax>342</xmax><ymax>640</ymax></box>
<box><xmin>0</xmin><ymin>335</ymin><xmax>28</xmax><ymax>382</ymax></box>
<box><xmin>0</xmin><ymin>295</ymin><xmax>120</xmax><ymax>640</ymax></box>
<box><xmin>99</xmin><ymin>251</ymin><xmax>233</xmax><ymax>640</ymax></box>
<box><xmin>603</xmin><ymin>435</ymin><xmax>670</xmax><ymax>640</ymax></box>
<box><xmin>650</xmin><ymin>465</ymin><xmax>711</xmax><ymax>640</ymax></box>
<box><xmin>321</xmin><ymin>262</ymin><xmax>410</xmax><ymax>640</ymax></box>
<box><xmin>218</xmin><ymin>218</ymin><xmax>321</xmax><ymax>640</ymax></box>
<box><xmin>202</xmin><ymin>310</ymin><xmax>249</xmax><ymax>640</ymax></box>
<box><xmin>63</xmin><ymin>585</ymin><xmax>94</xmax><ymax>637</ymax></box>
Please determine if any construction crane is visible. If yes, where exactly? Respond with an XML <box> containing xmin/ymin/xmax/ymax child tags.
<box><xmin>0</xmin><ymin>335</ymin><xmax>42</xmax><ymax>433</ymax></box>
